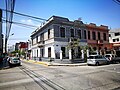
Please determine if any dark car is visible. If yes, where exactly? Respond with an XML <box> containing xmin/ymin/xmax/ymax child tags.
<box><xmin>105</xmin><ymin>54</ymin><xmax>120</xmax><ymax>63</ymax></box>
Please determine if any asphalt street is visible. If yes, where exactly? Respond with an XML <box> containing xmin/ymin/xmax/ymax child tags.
<box><xmin>0</xmin><ymin>61</ymin><xmax>120</xmax><ymax>90</ymax></box>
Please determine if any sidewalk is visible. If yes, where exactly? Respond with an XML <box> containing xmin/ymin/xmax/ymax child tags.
<box><xmin>22</xmin><ymin>59</ymin><xmax>87</xmax><ymax>66</ymax></box>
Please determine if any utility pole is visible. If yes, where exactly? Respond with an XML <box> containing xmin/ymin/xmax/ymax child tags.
<box><xmin>5</xmin><ymin>0</ymin><xmax>15</xmax><ymax>54</ymax></box>
<box><xmin>0</xmin><ymin>9</ymin><xmax>3</xmax><ymax>55</ymax></box>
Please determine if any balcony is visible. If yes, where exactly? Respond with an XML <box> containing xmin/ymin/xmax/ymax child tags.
<box><xmin>37</xmin><ymin>41</ymin><xmax>45</xmax><ymax>47</ymax></box>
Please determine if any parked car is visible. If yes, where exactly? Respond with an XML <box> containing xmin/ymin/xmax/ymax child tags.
<box><xmin>87</xmin><ymin>55</ymin><xmax>109</xmax><ymax>66</ymax></box>
<box><xmin>8</xmin><ymin>57</ymin><xmax>21</xmax><ymax>67</ymax></box>
<box><xmin>105</xmin><ymin>54</ymin><xmax>115</xmax><ymax>61</ymax></box>
<box><xmin>105</xmin><ymin>54</ymin><xmax>120</xmax><ymax>63</ymax></box>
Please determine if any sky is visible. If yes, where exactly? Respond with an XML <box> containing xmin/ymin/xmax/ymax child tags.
<box><xmin>0</xmin><ymin>0</ymin><xmax>120</xmax><ymax>46</ymax></box>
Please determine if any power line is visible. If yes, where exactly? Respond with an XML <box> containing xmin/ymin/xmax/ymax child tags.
<box><xmin>2</xmin><ymin>16</ymin><xmax>40</xmax><ymax>28</ymax></box>
<box><xmin>7</xmin><ymin>0</ymin><xmax>15</xmax><ymax>39</ymax></box>
<box><xmin>5</xmin><ymin>0</ymin><xmax>15</xmax><ymax>38</ymax></box>
<box><xmin>113</xmin><ymin>0</ymin><xmax>120</xmax><ymax>5</ymax></box>
<box><xmin>2</xmin><ymin>19</ymin><xmax>38</xmax><ymax>29</ymax></box>
<box><xmin>1</xmin><ymin>8</ymin><xmax>47</xmax><ymax>21</ymax></box>
<box><xmin>5</xmin><ymin>0</ymin><xmax>16</xmax><ymax>53</ymax></box>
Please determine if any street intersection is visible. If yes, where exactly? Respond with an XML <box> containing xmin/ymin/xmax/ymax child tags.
<box><xmin>0</xmin><ymin>60</ymin><xmax>120</xmax><ymax>90</ymax></box>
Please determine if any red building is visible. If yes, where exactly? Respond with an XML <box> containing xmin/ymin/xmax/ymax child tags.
<box><xmin>15</xmin><ymin>42</ymin><xmax>28</xmax><ymax>51</ymax></box>
<box><xmin>86</xmin><ymin>23</ymin><xmax>109</xmax><ymax>51</ymax></box>
<box><xmin>19</xmin><ymin>42</ymin><xmax>28</xmax><ymax>49</ymax></box>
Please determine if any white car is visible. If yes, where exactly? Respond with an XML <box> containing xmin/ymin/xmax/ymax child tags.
<box><xmin>8</xmin><ymin>57</ymin><xmax>21</xmax><ymax>67</ymax></box>
<box><xmin>87</xmin><ymin>55</ymin><xmax>109</xmax><ymax>66</ymax></box>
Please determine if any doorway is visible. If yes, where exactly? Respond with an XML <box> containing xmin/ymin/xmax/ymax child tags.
<box><xmin>61</xmin><ymin>47</ymin><xmax>65</xmax><ymax>58</ymax></box>
<box><xmin>48</xmin><ymin>47</ymin><xmax>51</xmax><ymax>57</ymax></box>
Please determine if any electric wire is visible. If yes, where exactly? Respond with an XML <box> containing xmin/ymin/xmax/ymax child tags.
<box><xmin>1</xmin><ymin>8</ymin><xmax>47</xmax><ymax>21</ymax></box>
<box><xmin>7</xmin><ymin>0</ymin><xmax>15</xmax><ymax>39</ymax></box>
<box><xmin>2</xmin><ymin>19</ymin><xmax>38</xmax><ymax>29</ymax></box>
<box><xmin>113</xmin><ymin>0</ymin><xmax>120</xmax><ymax>5</ymax></box>
<box><xmin>4</xmin><ymin>0</ymin><xmax>16</xmax><ymax>53</ymax></box>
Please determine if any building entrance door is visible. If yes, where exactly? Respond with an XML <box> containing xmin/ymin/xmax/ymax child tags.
<box><xmin>48</xmin><ymin>47</ymin><xmax>51</xmax><ymax>57</ymax></box>
<box><xmin>61</xmin><ymin>47</ymin><xmax>65</xmax><ymax>58</ymax></box>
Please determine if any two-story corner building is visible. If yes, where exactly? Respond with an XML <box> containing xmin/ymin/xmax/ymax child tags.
<box><xmin>30</xmin><ymin>16</ymin><xmax>87</xmax><ymax>60</ymax></box>
<box><xmin>86</xmin><ymin>23</ymin><xmax>109</xmax><ymax>52</ymax></box>
<box><xmin>109</xmin><ymin>29</ymin><xmax>120</xmax><ymax>50</ymax></box>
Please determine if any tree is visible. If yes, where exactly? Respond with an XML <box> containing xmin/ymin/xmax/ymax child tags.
<box><xmin>80</xmin><ymin>45</ymin><xmax>94</xmax><ymax>62</ymax></box>
<box><xmin>67</xmin><ymin>38</ymin><xmax>80</xmax><ymax>59</ymax></box>
<box><xmin>11</xmin><ymin>50</ymin><xmax>25</xmax><ymax>57</ymax></box>
<box><xmin>67</xmin><ymin>39</ymin><xmax>94</xmax><ymax>61</ymax></box>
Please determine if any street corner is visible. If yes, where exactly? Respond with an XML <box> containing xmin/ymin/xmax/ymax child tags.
<box><xmin>22</xmin><ymin>59</ymin><xmax>50</xmax><ymax>66</ymax></box>
<box><xmin>35</xmin><ymin>61</ymin><xmax>50</xmax><ymax>66</ymax></box>
<box><xmin>22</xmin><ymin>59</ymin><xmax>35</xmax><ymax>63</ymax></box>
<box><xmin>47</xmin><ymin>62</ymin><xmax>87</xmax><ymax>66</ymax></box>
<box><xmin>22</xmin><ymin>59</ymin><xmax>87</xmax><ymax>67</ymax></box>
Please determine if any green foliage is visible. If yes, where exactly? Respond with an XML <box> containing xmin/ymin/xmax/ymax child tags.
<box><xmin>11</xmin><ymin>50</ymin><xmax>26</xmax><ymax>56</ymax></box>
<box><xmin>67</xmin><ymin>38</ymin><xmax>80</xmax><ymax>50</ymax></box>
<box><xmin>66</xmin><ymin>38</ymin><xmax>94</xmax><ymax>60</ymax></box>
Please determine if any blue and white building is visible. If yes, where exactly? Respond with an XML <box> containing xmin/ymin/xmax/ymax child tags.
<box><xmin>30</xmin><ymin>16</ymin><xmax>87</xmax><ymax>60</ymax></box>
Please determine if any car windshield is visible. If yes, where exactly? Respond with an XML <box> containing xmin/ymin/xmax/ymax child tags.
<box><xmin>12</xmin><ymin>57</ymin><xmax>20</xmax><ymax>60</ymax></box>
<box><xmin>105</xmin><ymin>55</ymin><xmax>110</xmax><ymax>57</ymax></box>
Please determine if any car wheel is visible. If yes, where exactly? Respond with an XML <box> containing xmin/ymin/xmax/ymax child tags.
<box><xmin>96</xmin><ymin>62</ymin><xmax>99</xmax><ymax>66</ymax></box>
<box><xmin>18</xmin><ymin>63</ymin><xmax>21</xmax><ymax>66</ymax></box>
<box><xmin>107</xmin><ymin>61</ymin><xmax>110</xmax><ymax>65</ymax></box>
<box><xmin>9</xmin><ymin>64</ymin><xmax>12</xmax><ymax>68</ymax></box>
<box><xmin>87</xmin><ymin>64</ymin><xmax>91</xmax><ymax>66</ymax></box>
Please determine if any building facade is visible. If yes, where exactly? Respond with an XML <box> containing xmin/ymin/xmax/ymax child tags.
<box><xmin>7</xmin><ymin>45</ymin><xmax>15</xmax><ymax>53</ymax></box>
<box><xmin>109</xmin><ymin>29</ymin><xmax>120</xmax><ymax>50</ymax></box>
<box><xmin>86</xmin><ymin>23</ymin><xmax>109</xmax><ymax>52</ymax></box>
<box><xmin>15</xmin><ymin>42</ymin><xmax>28</xmax><ymax>58</ymax></box>
<box><xmin>30</xmin><ymin>16</ymin><xmax>87</xmax><ymax>60</ymax></box>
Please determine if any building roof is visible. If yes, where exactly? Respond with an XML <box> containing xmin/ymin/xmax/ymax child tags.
<box><xmin>86</xmin><ymin>23</ymin><xmax>109</xmax><ymax>31</ymax></box>
<box><xmin>109</xmin><ymin>28</ymin><xmax>120</xmax><ymax>33</ymax></box>
<box><xmin>31</xmin><ymin>15</ymin><xmax>85</xmax><ymax>37</ymax></box>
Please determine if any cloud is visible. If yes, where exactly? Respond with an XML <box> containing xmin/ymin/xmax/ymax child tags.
<box><xmin>20</xmin><ymin>19</ymin><xmax>41</xmax><ymax>28</ymax></box>
<box><xmin>20</xmin><ymin>19</ymin><xmax>33</xmax><ymax>24</ymax></box>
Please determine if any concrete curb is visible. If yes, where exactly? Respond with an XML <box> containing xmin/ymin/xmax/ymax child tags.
<box><xmin>22</xmin><ymin>59</ymin><xmax>87</xmax><ymax>66</ymax></box>
<box><xmin>23</xmin><ymin>59</ymin><xmax>49</xmax><ymax>66</ymax></box>
<box><xmin>48</xmin><ymin>63</ymin><xmax>87</xmax><ymax>66</ymax></box>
